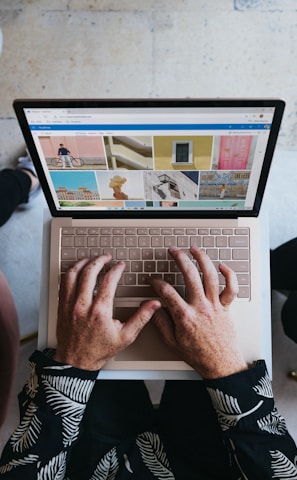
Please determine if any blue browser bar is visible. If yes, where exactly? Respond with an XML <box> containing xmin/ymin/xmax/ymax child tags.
<box><xmin>29</xmin><ymin>123</ymin><xmax>271</xmax><ymax>131</ymax></box>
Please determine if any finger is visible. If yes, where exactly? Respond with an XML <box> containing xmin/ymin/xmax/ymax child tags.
<box><xmin>95</xmin><ymin>261</ymin><xmax>126</xmax><ymax>308</ymax></box>
<box><xmin>77</xmin><ymin>255</ymin><xmax>112</xmax><ymax>304</ymax></box>
<box><xmin>59</xmin><ymin>258</ymin><xmax>90</xmax><ymax>307</ymax></box>
<box><xmin>122</xmin><ymin>300</ymin><xmax>162</xmax><ymax>343</ymax></box>
<box><xmin>168</xmin><ymin>247</ymin><xmax>203</xmax><ymax>303</ymax></box>
<box><xmin>219</xmin><ymin>262</ymin><xmax>239</xmax><ymax>307</ymax></box>
<box><xmin>190</xmin><ymin>246</ymin><xmax>219</xmax><ymax>301</ymax></box>
<box><xmin>152</xmin><ymin>307</ymin><xmax>177</xmax><ymax>350</ymax></box>
<box><xmin>150</xmin><ymin>277</ymin><xmax>187</xmax><ymax>320</ymax></box>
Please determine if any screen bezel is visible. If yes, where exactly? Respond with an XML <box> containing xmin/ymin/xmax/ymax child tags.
<box><xmin>13</xmin><ymin>98</ymin><xmax>285</xmax><ymax>220</ymax></box>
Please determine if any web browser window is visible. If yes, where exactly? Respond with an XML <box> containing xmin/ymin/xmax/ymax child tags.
<box><xmin>24</xmin><ymin>106</ymin><xmax>275</xmax><ymax>213</ymax></box>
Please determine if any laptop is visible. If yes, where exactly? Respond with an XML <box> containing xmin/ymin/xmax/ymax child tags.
<box><xmin>13</xmin><ymin>98</ymin><xmax>285</xmax><ymax>378</ymax></box>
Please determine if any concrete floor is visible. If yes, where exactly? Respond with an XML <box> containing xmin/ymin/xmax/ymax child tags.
<box><xmin>1</xmin><ymin>0</ymin><xmax>297</xmax><ymax>453</ymax></box>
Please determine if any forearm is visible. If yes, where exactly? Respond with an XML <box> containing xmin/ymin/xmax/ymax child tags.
<box><xmin>204</xmin><ymin>360</ymin><xmax>297</xmax><ymax>479</ymax></box>
<box><xmin>0</xmin><ymin>273</ymin><xmax>19</xmax><ymax>429</ymax></box>
<box><xmin>0</xmin><ymin>350</ymin><xmax>98</xmax><ymax>478</ymax></box>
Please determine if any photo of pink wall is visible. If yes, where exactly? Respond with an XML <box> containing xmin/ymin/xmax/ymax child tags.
<box><xmin>38</xmin><ymin>135</ymin><xmax>107</xmax><ymax>170</ymax></box>
<box><xmin>218</xmin><ymin>136</ymin><xmax>253</xmax><ymax>170</ymax></box>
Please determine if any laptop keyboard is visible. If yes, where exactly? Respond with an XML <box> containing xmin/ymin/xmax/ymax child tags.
<box><xmin>60</xmin><ymin>226</ymin><xmax>250</xmax><ymax>299</ymax></box>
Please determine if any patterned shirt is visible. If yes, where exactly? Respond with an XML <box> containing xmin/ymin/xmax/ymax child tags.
<box><xmin>0</xmin><ymin>351</ymin><xmax>296</xmax><ymax>479</ymax></box>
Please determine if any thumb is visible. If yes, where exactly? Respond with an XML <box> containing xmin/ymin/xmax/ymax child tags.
<box><xmin>123</xmin><ymin>300</ymin><xmax>162</xmax><ymax>340</ymax></box>
<box><xmin>152</xmin><ymin>307</ymin><xmax>176</xmax><ymax>349</ymax></box>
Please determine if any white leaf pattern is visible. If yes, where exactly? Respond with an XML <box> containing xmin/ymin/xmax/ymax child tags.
<box><xmin>10</xmin><ymin>402</ymin><xmax>42</xmax><ymax>453</ymax></box>
<box><xmin>90</xmin><ymin>447</ymin><xmax>119</xmax><ymax>480</ymax></box>
<box><xmin>136</xmin><ymin>431</ymin><xmax>175</xmax><ymax>479</ymax></box>
<box><xmin>25</xmin><ymin>361</ymin><xmax>39</xmax><ymax>399</ymax></box>
<box><xmin>37</xmin><ymin>451</ymin><xmax>67</xmax><ymax>480</ymax></box>
<box><xmin>42</xmin><ymin>375</ymin><xmax>94</xmax><ymax>404</ymax></box>
<box><xmin>123</xmin><ymin>453</ymin><xmax>133</xmax><ymax>473</ymax></box>
<box><xmin>0</xmin><ymin>454</ymin><xmax>39</xmax><ymax>474</ymax></box>
<box><xmin>253</xmin><ymin>372</ymin><xmax>273</xmax><ymax>398</ymax></box>
<box><xmin>270</xmin><ymin>450</ymin><xmax>297</xmax><ymax>478</ymax></box>
<box><xmin>257</xmin><ymin>408</ymin><xmax>288</xmax><ymax>436</ymax></box>
<box><xmin>42</xmin><ymin>374</ymin><xmax>94</xmax><ymax>447</ymax></box>
<box><xmin>42</xmin><ymin>375</ymin><xmax>94</xmax><ymax>447</ymax></box>
<box><xmin>44</xmin><ymin>365</ymin><xmax>73</xmax><ymax>371</ymax></box>
<box><xmin>228</xmin><ymin>439</ymin><xmax>249</xmax><ymax>480</ymax></box>
<box><xmin>207</xmin><ymin>387</ymin><xmax>263</xmax><ymax>431</ymax></box>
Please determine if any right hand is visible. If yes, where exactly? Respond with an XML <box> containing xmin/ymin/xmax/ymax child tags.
<box><xmin>150</xmin><ymin>246</ymin><xmax>248</xmax><ymax>379</ymax></box>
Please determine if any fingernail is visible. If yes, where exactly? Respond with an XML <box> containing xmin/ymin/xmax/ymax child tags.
<box><xmin>152</xmin><ymin>301</ymin><xmax>162</xmax><ymax>311</ymax></box>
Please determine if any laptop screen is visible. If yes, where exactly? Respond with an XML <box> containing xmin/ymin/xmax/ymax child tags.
<box><xmin>13</xmin><ymin>98</ymin><xmax>285</xmax><ymax>219</ymax></box>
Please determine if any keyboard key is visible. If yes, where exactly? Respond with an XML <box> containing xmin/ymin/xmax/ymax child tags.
<box><xmin>157</xmin><ymin>261</ymin><xmax>169</xmax><ymax>272</ymax></box>
<box><xmin>100</xmin><ymin>237</ymin><xmax>111</xmax><ymax>247</ymax></box>
<box><xmin>125</xmin><ymin>236</ymin><xmax>137</xmax><ymax>247</ymax></box>
<box><xmin>238</xmin><ymin>286</ymin><xmax>250</xmax><ymax>298</ymax></box>
<box><xmin>177</xmin><ymin>236</ymin><xmax>189</xmax><ymax>247</ymax></box>
<box><xmin>129</xmin><ymin>249</ymin><xmax>141</xmax><ymax>260</ymax></box>
<box><xmin>77</xmin><ymin>248</ymin><xmax>89</xmax><ymax>259</ymax></box>
<box><xmin>75</xmin><ymin>236</ymin><xmax>86</xmax><ymax>247</ymax></box>
<box><xmin>62</xmin><ymin>227</ymin><xmax>75</xmax><ymax>235</ymax></box>
<box><xmin>219</xmin><ymin>249</ymin><xmax>231</xmax><ymax>261</ymax></box>
<box><xmin>206</xmin><ymin>249</ymin><xmax>218</xmax><ymax>260</ymax></box>
<box><xmin>116</xmin><ymin>286</ymin><xmax>157</xmax><ymax>298</ymax></box>
<box><xmin>113</xmin><ymin>236</ymin><xmax>124</xmax><ymax>247</ymax></box>
<box><xmin>142</xmin><ymin>249</ymin><xmax>153</xmax><ymax>260</ymax></box>
<box><xmin>131</xmin><ymin>261</ymin><xmax>143</xmax><ymax>272</ymax></box>
<box><xmin>116</xmin><ymin>248</ymin><xmax>128</xmax><ymax>260</ymax></box>
<box><xmin>61</xmin><ymin>248</ymin><xmax>76</xmax><ymax>260</ymax></box>
<box><xmin>138</xmin><ymin>236</ymin><xmax>150</xmax><ymax>247</ymax></box>
<box><xmin>164</xmin><ymin>274</ymin><xmax>175</xmax><ymax>284</ymax></box>
<box><xmin>164</xmin><ymin>236</ymin><xmax>176</xmax><ymax>247</ymax></box>
<box><xmin>190</xmin><ymin>236</ymin><xmax>201</xmax><ymax>247</ymax></box>
<box><xmin>155</xmin><ymin>249</ymin><xmax>167</xmax><ymax>260</ymax></box>
<box><xmin>237</xmin><ymin>274</ymin><xmax>250</xmax><ymax>285</ymax></box>
<box><xmin>229</xmin><ymin>236</ymin><xmax>249</xmax><ymax>247</ymax></box>
<box><xmin>124</xmin><ymin>273</ymin><xmax>136</xmax><ymax>285</ymax></box>
<box><xmin>87</xmin><ymin>236</ymin><xmax>98</xmax><ymax>247</ymax></box>
<box><xmin>232</xmin><ymin>249</ymin><xmax>249</xmax><ymax>260</ymax></box>
<box><xmin>224</xmin><ymin>261</ymin><xmax>249</xmax><ymax>272</ymax></box>
<box><xmin>144</xmin><ymin>261</ymin><xmax>156</xmax><ymax>272</ymax></box>
<box><xmin>216</xmin><ymin>236</ymin><xmax>227</xmax><ymax>247</ymax></box>
<box><xmin>152</xmin><ymin>236</ymin><xmax>164</xmax><ymax>247</ymax></box>
<box><xmin>61</xmin><ymin>236</ymin><xmax>74</xmax><ymax>247</ymax></box>
<box><xmin>100</xmin><ymin>228</ymin><xmax>112</xmax><ymax>235</ymax></box>
<box><xmin>125</xmin><ymin>228</ymin><xmax>137</xmax><ymax>235</ymax></box>
<box><xmin>203</xmin><ymin>236</ymin><xmax>214</xmax><ymax>247</ymax></box>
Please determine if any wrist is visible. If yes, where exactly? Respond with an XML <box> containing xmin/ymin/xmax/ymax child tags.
<box><xmin>54</xmin><ymin>348</ymin><xmax>106</xmax><ymax>371</ymax></box>
<box><xmin>193</xmin><ymin>357</ymin><xmax>248</xmax><ymax>380</ymax></box>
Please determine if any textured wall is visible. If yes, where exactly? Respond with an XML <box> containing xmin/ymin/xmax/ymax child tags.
<box><xmin>1</xmin><ymin>0</ymin><xmax>297</xmax><ymax>165</ymax></box>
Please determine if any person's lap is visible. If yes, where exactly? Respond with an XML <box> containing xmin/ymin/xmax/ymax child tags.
<box><xmin>69</xmin><ymin>379</ymin><xmax>229</xmax><ymax>479</ymax></box>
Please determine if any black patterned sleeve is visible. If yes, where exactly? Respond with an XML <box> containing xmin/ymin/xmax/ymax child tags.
<box><xmin>204</xmin><ymin>360</ymin><xmax>297</xmax><ymax>479</ymax></box>
<box><xmin>0</xmin><ymin>350</ymin><xmax>98</xmax><ymax>478</ymax></box>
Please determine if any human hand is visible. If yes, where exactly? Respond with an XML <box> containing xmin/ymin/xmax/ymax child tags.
<box><xmin>54</xmin><ymin>255</ymin><xmax>161</xmax><ymax>370</ymax></box>
<box><xmin>150</xmin><ymin>246</ymin><xmax>248</xmax><ymax>379</ymax></box>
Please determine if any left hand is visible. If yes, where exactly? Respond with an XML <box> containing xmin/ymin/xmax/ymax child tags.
<box><xmin>54</xmin><ymin>255</ymin><xmax>161</xmax><ymax>370</ymax></box>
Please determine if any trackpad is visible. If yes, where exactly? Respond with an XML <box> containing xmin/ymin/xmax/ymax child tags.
<box><xmin>114</xmin><ymin>307</ymin><xmax>179</xmax><ymax>362</ymax></box>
